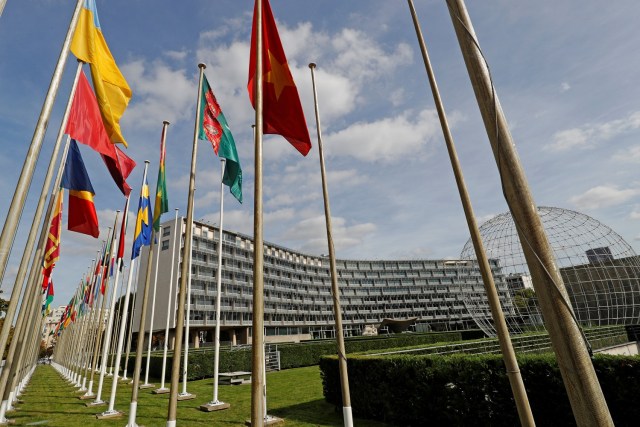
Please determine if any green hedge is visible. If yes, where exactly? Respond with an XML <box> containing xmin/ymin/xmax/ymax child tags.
<box><xmin>277</xmin><ymin>331</ymin><xmax>461</xmax><ymax>369</ymax></box>
<box><xmin>129</xmin><ymin>331</ymin><xmax>461</xmax><ymax>380</ymax></box>
<box><xmin>320</xmin><ymin>353</ymin><xmax>640</xmax><ymax>426</ymax></box>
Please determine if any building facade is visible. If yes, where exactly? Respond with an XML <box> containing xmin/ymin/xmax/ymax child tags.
<box><xmin>133</xmin><ymin>219</ymin><xmax>512</xmax><ymax>346</ymax></box>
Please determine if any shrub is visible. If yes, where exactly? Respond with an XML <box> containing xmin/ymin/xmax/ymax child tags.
<box><xmin>320</xmin><ymin>353</ymin><xmax>640</xmax><ymax>426</ymax></box>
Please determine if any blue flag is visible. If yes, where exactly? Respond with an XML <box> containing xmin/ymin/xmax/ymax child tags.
<box><xmin>131</xmin><ymin>178</ymin><xmax>152</xmax><ymax>259</ymax></box>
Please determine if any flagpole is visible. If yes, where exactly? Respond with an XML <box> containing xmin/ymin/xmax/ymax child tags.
<box><xmin>179</xmin><ymin>229</ymin><xmax>195</xmax><ymax>400</ymax></box>
<box><xmin>0</xmin><ymin>132</ymin><xmax>73</xmax><ymax>419</ymax></box>
<box><xmin>0</xmin><ymin>61</ymin><xmax>83</xmax><ymax>395</ymax></box>
<box><xmin>0</xmin><ymin>0</ymin><xmax>7</xmax><ymax>18</ymax></box>
<box><xmin>78</xmin><ymin>249</ymin><xmax>102</xmax><ymax>391</ymax></box>
<box><xmin>166</xmin><ymin>63</ymin><xmax>205</xmax><ymax>427</ymax></box>
<box><xmin>200</xmin><ymin>159</ymin><xmax>230</xmax><ymax>411</ymax></box>
<box><xmin>154</xmin><ymin>208</ymin><xmax>179</xmax><ymax>395</ymax></box>
<box><xmin>91</xmin><ymin>199</ymin><xmax>129</xmax><ymax>406</ymax></box>
<box><xmin>109</xmin><ymin>261</ymin><xmax>128</xmax><ymax>377</ymax></box>
<box><xmin>122</xmin><ymin>263</ymin><xmax>139</xmax><ymax>381</ymax></box>
<box><xmin>129</xmin><ymin>161</ymin><xmax>157</xmax><ymax>426</ymax></box>
<box><xmin>82</xmin><ymin>238</ymin><xmax>111</xmax><ymax>399</ymax></box>
<box><xmin>251</xmin><ymin>0</ymin><xmax>265</xmax><ymax>424</ymax></box>
<box><xmin>99</xmin><ymin>162</ymin><xmax>151</xmax><ymax>420</ymax></box>
<box><xmin>0</xmin><ymin>0</ymin><xmax>84</xmax><ymax>285</ymax></box>
<box><xmin>446</xmin><ymin>1</ymin><xmax>613</xmax><ymax>424</ymax></box>
<box><xmin>407</xmin><ymin>2</ymin><xmax>535</xmax><ymax>424</ymax></box>
<box><xmin>142</xmin><ymin>224</ymin><xmax>161</xmax><ymax>389</ymax></box>
<box><xmin>308</xmin><ymin>62</ymin><xmax>353</xmax><ymax>427</ymax></box>
<box><xmin>143</xmin><ymin>119</ymin><xmax>171</xmax><ymax>389</ymax></box>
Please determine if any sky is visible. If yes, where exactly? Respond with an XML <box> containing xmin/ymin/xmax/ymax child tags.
<box><xmin>1</xmin><ymin>0</ymin><xmax>640</xmax><ymax>306</ymax></box>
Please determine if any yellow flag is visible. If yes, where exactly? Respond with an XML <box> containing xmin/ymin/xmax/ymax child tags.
<box><xmin>71</xmin><ymin>0</ymin><xmax>131</xmax><ymax>146</ymax></box>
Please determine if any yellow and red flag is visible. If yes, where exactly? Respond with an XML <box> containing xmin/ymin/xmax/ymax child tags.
<box><xmin>248</xmin><ymin>0</ymin><xmax>312</xmax><ymax>156</ymax></box>
<box><xmin>41</xmin><ymin>188</ymin><xmax>63</xmax><ymax>291</ymax></box>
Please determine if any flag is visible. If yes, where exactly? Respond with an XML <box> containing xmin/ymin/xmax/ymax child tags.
<box><xmin>42</xmin><ymin>279</ymin><xmax>54</xmax><ymax>316</ymax></box>
<box><xmin>153</xmin><ymin>126</ymin><xmax>169</xmax><ymax>231</ymax></box>
<box><xmin>131</xmin><ymin>178</ymin><xmax>152</xmax><ymax>260</ymax></box>
<box><xmin>248</xmin><ymin>0</ymin><xmax>312</xmax><ymax>156</ymax></box>
<box><xmin>66</xmin><ymin>71</ymin><xmax>135</xmax><ymax>195</ymax></box>
<box><xmin>117</xmin><ymin>198</ymin><xmax>129</xmax><ymax>270</ymax></box>
<box><xmin>42</xmin><ymin>189</ymin><xmax>63</xmax><ymax>291</ymax></box>
<box><xmin>199</xmin><ymin>74</ymin><xmax>243</xmax><ymax>203</ymax></box>
<box><xmin>71</xmin><ymin>0</ymin><xmax>131</xmax><ymax>146</ymax></box>
<box><xmin>61</xmin><ymin>140</ymin><xmax>100</xmax><ymax>238</ymax></box>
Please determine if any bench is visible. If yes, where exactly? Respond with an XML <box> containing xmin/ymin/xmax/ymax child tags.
<box><xmin>218</xmin><ymin>371</ymin><xmax>252</xmax><ymax>385</ymax></box>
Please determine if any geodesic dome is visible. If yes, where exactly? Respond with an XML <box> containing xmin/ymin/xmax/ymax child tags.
<box><xmin>460</xmin><ymin>206</ymin><xmax>640</xmax><ymax>336</ymax></box>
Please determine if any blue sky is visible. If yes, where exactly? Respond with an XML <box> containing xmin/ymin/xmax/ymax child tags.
<box><xmin>1</xmin><ymin>0</ymin><xmax>640</xmax><ymax>306</ymax></box>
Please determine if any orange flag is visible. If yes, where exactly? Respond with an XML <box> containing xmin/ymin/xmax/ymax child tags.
<box><xmin>42</xmin><ymin>188</ymin><xmax>63</xmax><ymax>291</ymax></box>
<box><xmin>248</xmin><ymin>0</ymin><xmax>312</xmax><ymax>156</ymax></box>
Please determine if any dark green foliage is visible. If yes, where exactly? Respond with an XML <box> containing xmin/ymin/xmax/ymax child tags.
<box><xmin>278</xmin><ymin>331</ymin><xmax>461</xmax><ymax>369</ymax></box>
<box><xmin>320</xmin><ymin>353</ymin><xmax>640</xmax><ymax>426</ymax></box>
<box><xmin>132</xmin><ymin>331</ymin><xmax>460</xmax><ymax>380</ymax></box>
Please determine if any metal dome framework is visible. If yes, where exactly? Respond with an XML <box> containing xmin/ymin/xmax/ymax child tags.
<box><xmin>460</xmin><ymin>206</ymin><xmax>640</xmax><ymax>336</ymax></box>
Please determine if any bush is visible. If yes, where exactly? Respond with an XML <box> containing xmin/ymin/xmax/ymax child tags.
<box><xmin>320</xmin><ymin>353</ymin><xmax>640</xmax><ymax>426</ymax></box>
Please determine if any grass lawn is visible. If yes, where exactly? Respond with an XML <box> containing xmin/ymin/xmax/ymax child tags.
<box><xmin>7</xmin><ymin>365</ymin><xmax>390</xmax><ymax>426</ymax></box>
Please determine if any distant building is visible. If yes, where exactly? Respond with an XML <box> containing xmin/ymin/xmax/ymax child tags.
<box><xmin>506</xmin><ymin>274</ymin><xmax>533</xmax><ymax>291</ymax></box>
<box><xmin>586</xmin><ymin>247</ymin><xmax>614</xmax><ymax>264</ymax></box>
<box><xmin>133</xmin><ymin>219</ymin><xmax>511</xmax><ymax>346</ymax></box>
<box><xmin>41</xmin><ymin>305</ymin><xmax>66</xmax><ymax>348</ymax></box>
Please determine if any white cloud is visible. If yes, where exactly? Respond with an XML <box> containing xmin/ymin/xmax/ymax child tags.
<box><xmin>325</xmin><ymin>109</ymin><xmax>440</xmax><ymax>163</ymax></box>
<box><xmin>120</xmin><ymin>60</ymin><xmax>196</xmax><ymax>129</ymax></box>
<box><xmin>560</xmin><ymin>82</ymin><xmax>571</xmax><ymax>92</ymax></box>
<box><xmin>282</xmin><ymin>215</ymin><xmax>376</xmax><ymax>254</ymax></box>
<box><xmin>164</xmin><ymin>50</ymin><xmax>189</xmax><ymax>61</ymax></box>
<box><xmin>569</xmin><ymin>185</ymin><xmax>640</xmax><ymax>209</ymax></box>
<box><xmin>612</xmin><ymin>145</ymin><xmax>640</xmax><ymax>163</ymax></box>
<box><xmin>546</xmin><ymin>111</ymin><xmax>640</xmax><ymax>152</ymax></box>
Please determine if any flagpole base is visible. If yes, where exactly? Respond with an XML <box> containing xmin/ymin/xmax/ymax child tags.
<box><xmin>199</xmin><ymin>400</ymin><xmax>230</xmax><ymax>412</ymax></box>
<box><xmin>177</xmin><ymin>392</ymin><xmax>196</xmax><ymax>401</ymax></box>
<box><xmin>151</xmin><ymin>388</ymin><xmax>169</xmax><ymax>395</ymax></box>
<box><xmin>86</xmin><ymin>400</ymin><xmax>106</xmax><ymax>407</ymax></box>
<box><xmin>138</xmin><ymin>383</ymin><xmax>155</xmax><ymax>390</ymax></box>
<box><xmin>78</xmin><ymin>393</ymin><xmax>96</xmax><ymax>400</ymax></box>
<box><xmin>96</xmin><ymin>409</ymin><xmax>124</xmax><ymax>420</ymax></box>
<box><xmin>244</xmin><ymin>415</ymin><xmax>284</xmax><ymax>426</ymax></box>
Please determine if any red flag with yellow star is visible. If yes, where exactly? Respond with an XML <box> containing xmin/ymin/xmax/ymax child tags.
<box><xmin>248</xmin><ymin>0</ymin><xmax>312</xmax><ymax>156</ymax></box>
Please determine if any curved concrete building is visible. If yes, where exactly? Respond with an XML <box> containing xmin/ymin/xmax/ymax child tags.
<box><xmin>133</xmin><ymin>218</ymin><xmax>511</xmax><ymax>346</ymax></box>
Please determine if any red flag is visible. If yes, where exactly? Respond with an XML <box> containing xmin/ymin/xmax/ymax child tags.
<box><xmin>248</xmin><ymin>0</ymin><xmax>312</xmax><ymax>156</ymax></box>
<box><xmin>66</xmin><ymin>71</ymin><xmax>135</xmax><ymax>195</ymax></box>
<box><xmin>117</xmin><ymin>197</ymin><xmax>129</xmax><ymax>269</ymax></box>
<box><xmin>42</xmin><ymin>189</ymin><xmax>63</xmax><ymax>291</ymax></box>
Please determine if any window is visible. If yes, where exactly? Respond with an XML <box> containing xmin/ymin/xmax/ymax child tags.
<box><xmin>162</xmin><ymin>228</ymin><xmax>171</xmax><ymax>237</ymax></box>
<box><xmin>161</xmin><ymin>239</ymin><xmax>170</xmax><ymax>250</ymax></box>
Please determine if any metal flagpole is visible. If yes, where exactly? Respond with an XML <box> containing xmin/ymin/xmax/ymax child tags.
<box><xmin>0</xmin><ymin>0</ymin><xmax>84</xmax><ymax>285</ymax></box>
<box><xmin>142</xmin><ymin>225</ymin><xmax>162</xmax><ymax>389</ymax></box>
<box><xmin>143</xmin><ymin>119</ymin><xmax>170</xmax><ymax>389</ymax></box>
<box><xmin>0</xmin><ymin>61</ymin><xmax>83</xmax><ymax>387</ymax></box>
<box><xmin>109</xmin><ymin>262</ymin><xmax>128</xmax><ymax>377</ymax></box>
<box><xmin>129</xmin><ymin>183</ymin><xmax>157</xmax><ymax>426</ymax></box>
<box><xmin>153</xmin><ymin>209</ymin><xmax>179</xmax><ymax>395</ymax></box>
<box><xmin>166</xmin><ymin>63</ymin><xmax>205</xmax><ymax>427</ymax></box>
<box><xmin>0</xmin><ymin>132</ymin><xmax>73</xmax><ymax>421</ymax></box>
<box><xmin>122</xmin><ymin>262</ymin><xmax>140</xmax><ymax>381</ymax></box>
<box><xmin>251</xmin><ymin>0</ymin><xmax>265</xmax><ymax>425</ymax></box>
<box><xmin>407</xmin><ymin>2</ymin><xmax>535</xmax><ymax>424</ymax></box>
<box><xmin>200</xmin><ymin>159</ymin><xmax>230</xmax><ymax>411</ymax></box>
<box><xmin>0</xmin><ymin>0</ymin><xmax>7</xmax><ymax>18</ymax></box>
<box><xmin>308</xmin><ymin>62</ymin><xmax>354</xmax><ymax>427</ymax></box>
<box><xmin>446</xmin><ymin>1</ymin><xmax>613</xmax><ymax>425</ymax></box>
<box><xmin>99</xmin><ymin>163</ymin><xmax>151</xmax><ymax>420</ymax></box>
<box><xmin>82</xmin><ymin>233</ymin><xmax>114</xmax><ymax>400</ymax></box>
<box><xmin>90</xmin><ymin>199</ymin><xmax>129</xmax><ymax>407</ymax></box>
<box><xmin>179</xmin><ymin>230</ymin><xmax>195</xmax><ymax>400</ymax></box>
